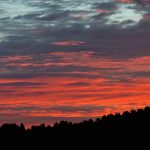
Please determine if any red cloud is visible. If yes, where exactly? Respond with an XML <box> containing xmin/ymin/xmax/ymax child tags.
<box><xmin>96</xmin><ymin>9</ymin><xmax>110</xmax><ymax>14</ymax></box>
<box><xmin>116</xmin><ymin>0</ymin><xmax>134</xmax><ymax>3</ymax></box>
<box><xmin>51</xmin><ymin>41</ymin><xmax>85</xmax><ymax>46</ymax></box>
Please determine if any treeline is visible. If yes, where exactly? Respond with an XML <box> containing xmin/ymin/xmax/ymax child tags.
<box><xmin>0</xmin><ymin>106</ymin><xmax>150</xmax><ymax>148</ymax></box>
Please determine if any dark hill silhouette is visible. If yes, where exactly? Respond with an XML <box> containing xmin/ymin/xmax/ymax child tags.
<box><xmin>0</xmin><ymin>106</ymin><xmax>150</xmax><ymax>149</ymax></box>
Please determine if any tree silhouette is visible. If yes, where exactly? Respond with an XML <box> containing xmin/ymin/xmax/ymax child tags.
<box><xmin>0</xmin><ymin>106</ymin><xmax>150</xmax><ymax>148</ymax></box>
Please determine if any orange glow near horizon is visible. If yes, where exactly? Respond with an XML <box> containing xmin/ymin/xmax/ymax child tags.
<box><xmin>0</xmin><ymin>51</ymin><xmax>149</xmax><ymax>127</ymax></box>
<box><xmin>0</xmin><ymin>0</ymin><xmax>150</xmax><ymax>129</ymax></box>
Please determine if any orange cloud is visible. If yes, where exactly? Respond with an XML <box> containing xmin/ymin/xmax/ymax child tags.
<box><xmin>0</xmin><ymin>51</ymin><xmax>149</xmax><ymax>126</ymax></box>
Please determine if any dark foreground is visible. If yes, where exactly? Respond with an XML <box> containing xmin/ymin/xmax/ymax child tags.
<box><xmin>1</xmin><ymin>107</ymin><xmax>150</xmax><ymax>148</ymax></box>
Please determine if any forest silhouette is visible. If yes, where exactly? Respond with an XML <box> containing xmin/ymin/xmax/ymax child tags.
<box><xmin>0</xmin><ymin>106</ymin><xmax>150</xmax><ymax>148</ymax></box>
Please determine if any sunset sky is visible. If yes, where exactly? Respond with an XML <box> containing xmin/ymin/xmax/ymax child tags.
<box><xmin>0</xmin><ymin>0</ymin><xmax>150</xmax><ymax>127</ymax></box>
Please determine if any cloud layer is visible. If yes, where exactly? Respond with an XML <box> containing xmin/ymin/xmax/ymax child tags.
<box><xmin>0</xmin><ymin>0</ymin><xmax>150</xmax><ymax>126</ymax></box>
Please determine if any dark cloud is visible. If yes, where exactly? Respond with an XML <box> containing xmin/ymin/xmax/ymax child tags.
<box><xmin>0</xmin><ymin>0</ymin><xmax>150</xmax><ymax>126</ymax></box>
<box><xmin>0</xmin><ymin>72</ymin><xmax>98</xmax><ymax>79</ymax></box>
<box><xmin>65</xmin><ymin>82</ymin><xmax>91</xmax><ymax>86</ymax></box>
<box><xmin>0</xmin><ymin>82</ymin><xmax>44</xmax><ymax>87</ymax></box>
<box><xmin>0</xmin><ymin>104</ymin><xmax>108</xmax><ymax>115</ymax></box>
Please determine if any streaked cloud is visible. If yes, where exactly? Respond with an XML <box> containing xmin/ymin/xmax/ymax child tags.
<box><xmin>0</xmin><ymin>0</ymin><xmax>150</xmax><ymax>126</ymax></box>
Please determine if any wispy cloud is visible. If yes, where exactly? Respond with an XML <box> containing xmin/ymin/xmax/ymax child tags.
<box><xmin>0</xmin><ymin>0</ymin><xmax>150</xmax><ymax>126</ymax></box>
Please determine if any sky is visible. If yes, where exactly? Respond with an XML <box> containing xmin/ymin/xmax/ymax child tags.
<box><xmin>0</xmin><ymin>0</ymin><xmax>150</xmax><ymax>127</ymax></box>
